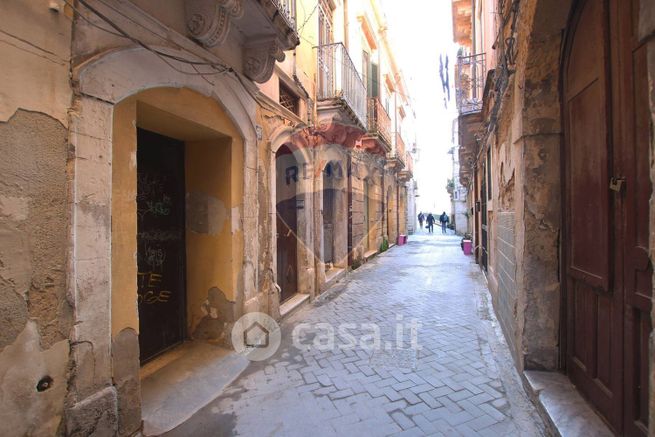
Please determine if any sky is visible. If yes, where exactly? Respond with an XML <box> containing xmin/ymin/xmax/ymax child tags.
<box><xmin>381</xmin><ymin>0</ymin><xmax>459</xmax><ymax>215</ymax></box>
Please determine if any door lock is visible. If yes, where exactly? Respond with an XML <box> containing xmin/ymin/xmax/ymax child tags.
<box><xmin>609</xmin><ymin>177</ymin><xmax>625</xmax><ymax>193</ymax></box>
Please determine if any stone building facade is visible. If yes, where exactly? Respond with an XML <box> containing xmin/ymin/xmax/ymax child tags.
<box><xmin>0</xmin><ymin>0</ymin><xmax>415</xmax><ymax>435</ymax></box>
<box><xmin>452</xmin><ymin>0</ymin><xmax>655</xmax><ymax>434</ymax></box>
<box><xmin>448</xmin><ymin>145</ymin><xmax>470</xmax><ymax>236</ymax></box>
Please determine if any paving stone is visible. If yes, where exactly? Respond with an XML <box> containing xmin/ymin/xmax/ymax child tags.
<box><xmin>466</xmin><ymin>413</ymin><xmax>499</xmax><ymax>431</ymax></box>
<box><xmin>390</xmin><ymin>411</ymin><xmax>415</xmax><ymax>430</ymax></box>
<box><xmin>417</xmin><ymin>391</ymin><xmax>441</xmax><ymax>409</ymax></box>
<box><xmin>174</xmin><ymin>234</ymin><xmax>545</xmax><ymax>436</ymax></box>
<box><xmin>447</xmin><ymin>389</ymin><xmax>474</xmax><ymax>402</ymax></box>
<box><xmin>398</xmin><ymin>389</ymin><xmax>422</xmax><ymax>405</ymax></box>
<box><xmin>329</xmin><ymin>388</ymin><xmax>355</xmax><ymax>400</ymax></box>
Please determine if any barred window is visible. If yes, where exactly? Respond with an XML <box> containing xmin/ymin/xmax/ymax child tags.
<box><xmin>279</xmin><ymin>82</ymin><xmax>300</xmax><ymax>115</ymax></box>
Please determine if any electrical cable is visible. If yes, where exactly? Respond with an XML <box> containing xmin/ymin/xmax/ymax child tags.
<box><xmin>76</xmin><ymin>0</ymin><xmax>230</xmax><ymax>74</ymax></box>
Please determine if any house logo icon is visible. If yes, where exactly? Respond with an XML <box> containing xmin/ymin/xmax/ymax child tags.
<box><xmin>244</xmin><ymin>321</ymin><xmax>270</xmax><ymax>348</ymax></box>
<box><xmin>232</xmin><ymin>312</ymin><xmax>281</xmax><ymax>361</ymax></box>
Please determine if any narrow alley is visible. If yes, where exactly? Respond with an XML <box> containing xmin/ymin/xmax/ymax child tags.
<box><xmin>170</xmin><ymin>234</ymin><xmax>544</xmax><ymax>436</ymax></box>
<box><xmin>2</xmin><ymin>0</ymin><xmax>655</xmax><ymax>435</ymax></box>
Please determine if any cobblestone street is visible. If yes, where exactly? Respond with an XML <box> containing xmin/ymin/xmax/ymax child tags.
<box><xmin>170</xmin><ymin>233</ymin><xmax>545</xmax><ymax>436</ymax></box>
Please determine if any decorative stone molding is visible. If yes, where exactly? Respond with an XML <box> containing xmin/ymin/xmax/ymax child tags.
<box><xmin>185</xmin><ymin>0</ymin><xmax>243</xmax><ymax>48</ymax></box>
<box><xmin>243</xmin><ymin>39</ymin><xmax>285</xmax><ymax>83</ymax></box>
<box><xmin>185</xmin><ymin>0</ymin><xmax>299</xmax><ymax>83</ymax></box>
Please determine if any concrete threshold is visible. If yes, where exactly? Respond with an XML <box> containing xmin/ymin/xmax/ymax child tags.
<box><xmin>280</xmin><ymin>293</ymin><xmax>310</xmax><ymax>318</ymax></box>
<box><xmin>523</xmin><ymin>370</ymin><xmax>614</xmax><ymax>437</ymax></box>
<box><xmin>140</xmin><ymin>341</ymin><xmax>249</xmax><ymax>436</ymax></box>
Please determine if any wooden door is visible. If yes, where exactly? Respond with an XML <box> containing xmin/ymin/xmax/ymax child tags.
<box><xmin>136</xmin><ymin>129</ymin><xmax>186</xmax><ymax>363</ymax></box>
<box><xmin>564</xmin><ymin>0</ymin><xmax>651</xmax><ymax>434</ymax></box>
<box><xmin>613</xmin><ymin>0</ymin><xmax>652</xmax><ymax>434</ymax></box>
<box><xmin>276</xmin><ymin>146</ymin><xmax>298</xmax><ymax>303</ymax></box>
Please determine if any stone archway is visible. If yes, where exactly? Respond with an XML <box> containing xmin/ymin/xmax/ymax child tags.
<box><xmin>68</xmin><ymin>46</ymin><xmax>259</xmax><ymax>435</ymax></box>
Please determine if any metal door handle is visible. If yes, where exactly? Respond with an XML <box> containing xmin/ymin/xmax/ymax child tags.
<box><xmin>609</xmin><ymin>177</ymin><xmax>625</xmax><ymax>193</ymax></box>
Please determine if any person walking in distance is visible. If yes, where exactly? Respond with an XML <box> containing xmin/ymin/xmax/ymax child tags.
<box><xmin>439</xmin><ymin>211</ymin><xmax>449</xmax><ymax>234</ymax></box>
<box><xmin>426</xmin><ymin>213</ymin><xmax>435</xmax><ymax>234</ymax></box>
<box><xmin>418</xmin><ymin>212</ymin><xmax>425</xmax><ymax>231</ymax></box>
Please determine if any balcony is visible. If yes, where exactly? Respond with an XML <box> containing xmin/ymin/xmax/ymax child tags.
<box><xmin>272</xmin><ymin>0</ymin><xmax>296</xmax><ymax>29</ymax></box>
<box><xmin>359</xmin><ymin>97</ymin><xmax>392</xmax><ymax>154</ymax></box>
<box><xmin>185</xmin><ymin>0</ymin><xmax>299</xmax><ymax>83</ymax></box>
<box><xmin>399</xmin><ymin>151</ymin><xmax>414</xmax><ymax>181</ymax></box>
<box><xmin>316</xmin><ymin>43</ymin><xmax>367</xmax><ymax>128</ymax></box>
<box><xmin>395</xmin><ymin>132</ymin><xmax>406</xmax><ymax>164</ymax></box>
<box><xmin>455</xmin><ymin>53</ymin><xmax>485</xmax><ymax>115</ymax></box>
<box><xmin>367</xmin><ymin>98</ymin><xmax>392</xmax><ymax>145</ymax></box>
<box><xmin>386</xmin><ymin>131</ymin><xmax>407</xmax><ymax>170</ymax></box>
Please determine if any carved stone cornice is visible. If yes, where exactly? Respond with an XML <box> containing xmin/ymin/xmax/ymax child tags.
<box><xmin>185</xmin><ymin>0</ymin><xmax>244</xmax><ymax>48</ymax></box>
<box><xmin>185</xmin><ymin>0</ymin><xmax>299</xmax><ymax>83</ymax></box>
<box><xmin>243</xmin><ymin>39</ymin><xmax>285</xmax><ymax>83</ymax></box>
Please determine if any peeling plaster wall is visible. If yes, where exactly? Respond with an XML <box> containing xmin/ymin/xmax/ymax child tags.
<box><xmin>186</xmin><ymin>138</ymin><xmax>236</xmax><ymax>340</ymax></box>
<box><xmin>0</xmin><ymin>110</ymin><xmax>72</xmax><ymax>436</ymax></box>
<box><xmin>70</xmin><ymin>23</ymin><xmax>258</xmax><ymax>429</ymax></box>
<box><xmin>482</xmin><ymin>0</ymin><xmax>569</xmax><ymax>372</ymax></box>
<box><xmin>0</xmin><ymin>1</ymin><xmax>72</xmax><ymax>125</ymax></box>
<box><xmin>0</xmin><ymin>10</ymin><xmax>74</xmax><ymax>433</ymax></box>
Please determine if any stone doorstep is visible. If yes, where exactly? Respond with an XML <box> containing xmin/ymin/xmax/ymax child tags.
<box><xmin>522</xmin><ymin>370</ymin><xmax>614</xmax><ymax>437</ymax></box>
<box><xmin>363</xmin><ymin>249</ymin><xmax>378</xmax><ymax>261</ymax></box>
<box><xmin>280</xmin><ymin>293</ymin><xmax>310</xmax><ymax>319</ymax></box>
<box><xmin>139</xmin><ymin>341</ymin><xmax>249</xmax><ymax>436</ymax></box>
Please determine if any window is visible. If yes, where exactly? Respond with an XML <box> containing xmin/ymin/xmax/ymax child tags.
<box><xmin>318</xmin><ymin>0</ymin><xmax>333</xmax><ymax>47</ymax></box>
<box><xmin>279</xmin><ymin>82</ymin><xmax>300</xmax><ymax>115</ymax></box>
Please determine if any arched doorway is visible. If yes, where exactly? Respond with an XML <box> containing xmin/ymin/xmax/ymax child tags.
<box><xmin>563</xmin><ymin>0</ymin><xmax>651</xmax><ymax>433</ymax></box>
<box><xmin>276</xmin><ymin>145</ymin><xmax>299</xmax><ymax>303</ymax></box>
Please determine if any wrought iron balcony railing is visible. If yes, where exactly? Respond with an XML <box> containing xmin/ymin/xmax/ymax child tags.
<box><xmin>272</xmin><ymin>0</ymin><xmax>296</xmax><ymax>29</ymax></box>
<box><xmin>455</xmin><ymin>53</ymin><xmax>486</xmax><ymax>115</ymax></box>
<box><xmin>316</xmin><ymin>43</ymin><xmax>367</xmax><ymax>127</ymax></box>
<box><xmin>367</xmin><ymin>97</ymin><xmax>392</xmax><ymax>145</ymax></box>
<box><xmin>405</xmin><ymin>150</ymin><xmax>414</xmax><ymax>176</ymax></box>
<box><xmin>395</xmin><ymin>131</ymin><xmax>406</xmax><ymax>162</ymax></box>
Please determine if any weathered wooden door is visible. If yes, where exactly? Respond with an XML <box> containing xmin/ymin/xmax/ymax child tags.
<box><xmin>613</xmin><ymin>0</ymin><xmax>652</xmax><ymax>433</ymax></box>
<box><xmin>276</xmin><ymin>146</ymin><xmax>298</xmax><ymax>303</ymax></box>
<box><xmin>564</xmin><ymin>0</ymin><xmax>651</xmax><ymax>434</ymax></box>
<box><xmin>136</xmin><ymin>129</ymin><xmax>186</xmax><ymax>363</ymax></box>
